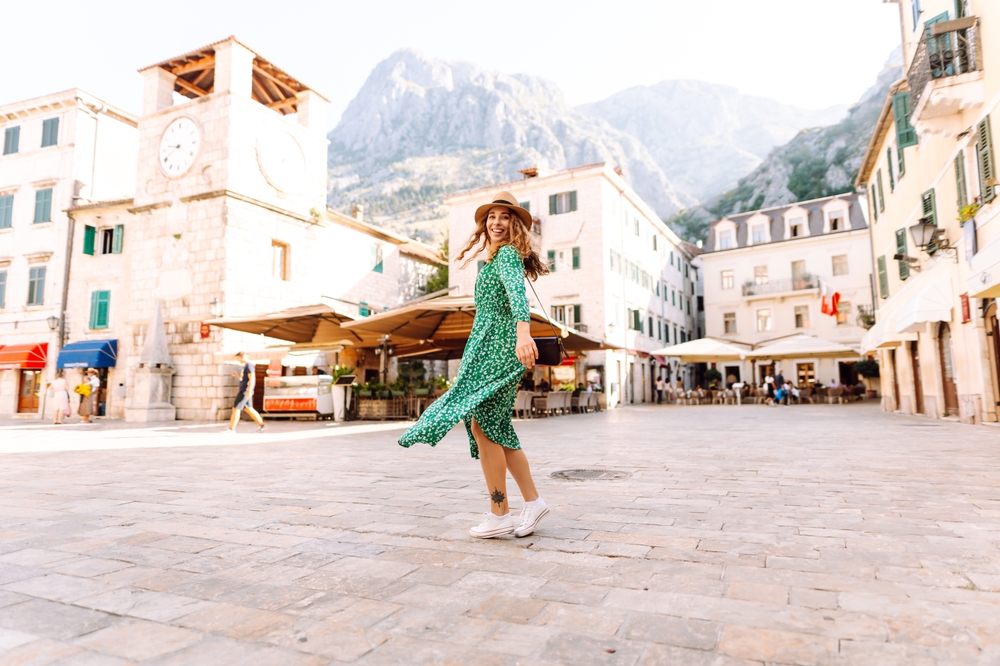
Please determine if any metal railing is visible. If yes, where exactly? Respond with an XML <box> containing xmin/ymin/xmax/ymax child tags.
<box><xmin>908</xmin><ymin>17</ymin><xmax>982</xmax><ymax>113</ymax></box>
<box><xmin>571</xmin><ymin>323</ymin><xmax>588</xmax><ymax>333</ymax></box>
<box><xmin>742</xmin><ymin>276</ymin><xmax>818</xmax><ymax>297</ymax></box>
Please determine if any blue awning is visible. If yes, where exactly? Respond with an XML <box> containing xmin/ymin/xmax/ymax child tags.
<box><xmin>57</xmin><ymin>339</ymin><xmax>118</xmax><ymax>369</ymax></box>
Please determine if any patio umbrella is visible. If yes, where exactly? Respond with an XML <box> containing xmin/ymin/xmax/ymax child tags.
<box><xmin>650</xmin><ymin>337</ymin><xmax>751</xmax><ymax>363</ymax></box>
<box><xmin>744</xmin><ymin>334</ymin><xmax>860</xmax><ymax>360</ymax></box>
<box><xmin>207</xmin><ymin>304</ymin><xmax>380</xmax><ymax>346</ymax></box>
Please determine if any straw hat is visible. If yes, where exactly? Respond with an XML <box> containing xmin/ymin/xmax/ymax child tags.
<box><xmin>474</xmin><ymin>191</ymin><xmax>532</xmax><ymax>229</ymax></box>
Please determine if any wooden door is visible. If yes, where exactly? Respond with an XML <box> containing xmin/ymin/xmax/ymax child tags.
<box><xmin>938</xmin><ymin>323</ymin><xmax>960</xmax><ymax>416</ymax></box>
<box><xmin>890</xmin><ymin>349</ymin><xmax>901</xmax><ymax>410</ymax></box>
<box><xmin>17</xmin><ymin>370</ymin><xmax>41</xmax><ymax>413</ymax></box>
<box><xmin>988</xmin><ymin>303</ymin><xmax>1000</xmax><ymax>409</ymax></box>
<box><xmin>253</xmin><ymin>364</ymin><xmax>267</xmax><ymax>413</ymax></box>
<box><xmin>910</xmin><ymin>341</ymin><xmax>924</xmax><ymax>415</ymax></box>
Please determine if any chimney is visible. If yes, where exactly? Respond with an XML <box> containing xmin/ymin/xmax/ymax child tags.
<box><xmin>519</xmin><ymin>167</ymin><xmax>539</xmax><ymax>179</ymax></box>
<box><xmin>613</xmin><ymin>166</ymin><xmax>624</xmax><ymax>176</ymax></box>
<box><xmin>352</xmin><ymin>204</ymin><xmax>365</xmax><ymax>221</ymax></box>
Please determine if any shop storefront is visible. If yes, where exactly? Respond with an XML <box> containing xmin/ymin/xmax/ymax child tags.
<box><xmin>56</xmin><ymin>340</ymin><xmax>119</xmax><ymax>417</ymax></box>
<box><xmin>0</xmin><ymin>343</ymin><xmax>49</xmax><ymax>416</ymax></box>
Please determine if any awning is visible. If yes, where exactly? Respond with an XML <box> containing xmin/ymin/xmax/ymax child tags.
<box><xmin>860</xmin><ymin>315</ymin><xmax>917</xmax><ymax>355</ymax></box>
<box><xmin>206</xmin><ymin>304</ymin><xmax>379</xmax><ymax>346</ymax></box>
<box><xmin>57</xmin><ymin>339</ymin><xmax>118</xmax><ymax>369</ymax></box>
<box><xmin>745</xmin><ymin>334</ymin><xmax>859</xmax><ymax>360</ymax></box>
<box><xmin>895</xmin><ymin>280</ymin><xmax>954</xmax><ymax>333</ymax></box>
<box><xmin>0</xmin><ymin>343</ymin><xmax>49</xmax><ymax>370</ymax></box>
<box><xmin>651</xmin><ymin>337</ymin><xmax>751</xmax><ymax>363</ymax></box>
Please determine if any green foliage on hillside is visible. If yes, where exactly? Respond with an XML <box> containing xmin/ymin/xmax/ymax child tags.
<box><xmin>366</xmin><ymin>184</ymin><xmax>448</xmax><ymax>216</ymax></box>
<box><xmin>424</xmin><ymin>241</ymin><xmax>449</xmax><ymax>294</ymax></box>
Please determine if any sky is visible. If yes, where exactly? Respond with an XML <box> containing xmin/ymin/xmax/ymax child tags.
<box><xmin>1</xmin><ymin>1</ymin><xmax>902</xmax><ymax>129</ymax></box>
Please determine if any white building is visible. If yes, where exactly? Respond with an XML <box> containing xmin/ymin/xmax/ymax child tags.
<box><xmin>701</xmin><ymin>193</ymin><xmax>872</xmax><ymax>387</ymax></box>
<box><xmin>58</xmin><ymin>37</ymin><xmax>441</xmax><ymax>421</ymax></box>
<box><xmin>446</xmin><ymin>164</ymin><xmax>702</xmax><ymax>407</ymax></box>
<box><xmin>0</xmin><ymin>90</ymin><xmax>137</xmax><ymax>417</ymax></box>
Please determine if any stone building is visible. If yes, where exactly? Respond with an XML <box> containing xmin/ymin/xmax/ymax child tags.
<box><xmin>11</xmin><ymin>37</ymin><xmax>441</xmax><ymax>421</ymax></box>
<box><xmin>858</xmin><ymin>0</ymin><xmax>999</xmax><ymax>424</ymax></box>
<box><xmin>446</xmin><ymin>164</ymin><xmax>702</xmax><ymax>407</ymax></box>
<box><xmin>701</xmin><ymin>193</ymin><xmax>871</xmax><ymax>386</ymax></box>
<box><xmin>0</xmin><ymin>90</ymin><xmax>137</xmax><ymax>417</ymax></box>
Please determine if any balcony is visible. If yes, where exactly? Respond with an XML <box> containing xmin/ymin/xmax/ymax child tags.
<box><xmin>742</xmin><ymin>276</ymin><xmax>819</xmax><ymax>302</ymax></box>
<box><xmin>908</xmin><ymin>16</ymin><xmax>984</xmax><ymax>137</ymax></box>
<box><xmin>571</xmin><ymin>323</ymin><xmax>588</xmax><ymax>333</ymax></box>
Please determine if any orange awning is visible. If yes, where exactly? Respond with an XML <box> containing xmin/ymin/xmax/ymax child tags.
<box><xmin>0</xmin><ymin>343</ymin><xmax>48</xmax><ymax>370</ymax></box>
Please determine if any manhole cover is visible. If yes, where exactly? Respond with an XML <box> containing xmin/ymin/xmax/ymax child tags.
<box><xmin>550</xmin><ymin>469</ymin><xmax>632</xmax><ymax>481</ymax></box>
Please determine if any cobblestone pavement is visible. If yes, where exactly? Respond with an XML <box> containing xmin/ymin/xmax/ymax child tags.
<box><xmin>0</xmin><ymin>403</ymin><xmax>999</xmax><ymax>665</ymax></box>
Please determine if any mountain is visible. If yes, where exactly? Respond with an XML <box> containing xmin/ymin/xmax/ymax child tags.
<box><xmin>327</xmin><ymin>49</ymin><xmax>696</xmax><ymax>245</ymax></box>
<box><xmin>667</xmin><ymin>49</ymin><xmax>904</xmax><ymax>242</ymax></box>
<box><xmin>577</xmin><ymin>81</ymin><xmax>847</xmax><ymax>200</ymax></box>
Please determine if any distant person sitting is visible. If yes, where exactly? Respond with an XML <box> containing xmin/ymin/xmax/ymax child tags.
<box><xmin>538</xmin><ymin>379</ymin><xmax>551</xmax><ymax>392</ymax></box>
<box><xmin>828</xmin><ymin>378</ymin><xmax>841</xmax><ymax>388</ymax></box>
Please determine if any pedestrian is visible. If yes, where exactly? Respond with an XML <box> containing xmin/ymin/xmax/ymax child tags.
<box><xmin>50</xmin><ymin>370</ymin><xmax>70</xmax><ymax>425</ymax></box>
<box><xmin>655</xmin><ymin>376</ymin><xmax>665</xmax><ymax>404</ymax></box>
<box><xmin>76</xmin><ymin>369</ymin><xmax>98</xmax><ymax>423</ymax></box>
<box><xmin>764</xmin><ymin>372</ymin><xmax>775</xmax><ymax>406</ymax></box>
<box><xmin>775</xmin><ymin>368</ymin><xmax>787</xmax><ymax>405</ymax></box>
<box><xmin>225</xmin><ymin>352</ymin><xmax>265</xmax><ymax>433</ymax></box>
<box><xmin>399</xmin><ymin>191</ymin><xmax>550</xmax><ymax>539</ymax></box>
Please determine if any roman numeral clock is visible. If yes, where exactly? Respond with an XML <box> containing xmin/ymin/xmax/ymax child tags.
<box><xmin>158</xmin><ymin>117</ymin><xmax>201</xmax><ymax>177</ymax></box>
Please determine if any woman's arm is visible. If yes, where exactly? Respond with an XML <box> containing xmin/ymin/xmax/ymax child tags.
<box><xmin>495</xmin><ymin>246</ymin><xmax>537</xmax><ymax>368</ymax></box>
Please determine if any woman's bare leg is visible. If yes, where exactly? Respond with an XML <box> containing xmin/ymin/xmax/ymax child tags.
<box><xmin>472</xmin><ymin>419</ymin><xmax>509</xmax><ymax>516</ymax></box>
<box><xmin>503</xmin><ymin>448</ymin><xmax>539</xmax><ymax>502</ymax></box>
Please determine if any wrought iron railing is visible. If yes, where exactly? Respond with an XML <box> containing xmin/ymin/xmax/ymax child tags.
<box><xmin>742</xmin><ymin>276</ymin><xmax>818</xmax><ymax>297</ymax></box>
<box><xmin>908</xmin><ymin>17</ymin><xmax>982</xmax><ymax>113</ymax></box>
<box><xmin>571</xmin><ymin>323</ymin><xmax>588</xmax><ymax>333</ymax></box>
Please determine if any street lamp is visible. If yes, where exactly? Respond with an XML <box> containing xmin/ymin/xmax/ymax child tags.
<box><xmin>46</xmin><ymin>315</ymin><xmax>60</xmax><ymax>331</ymax></box>
<box><xmin>908</xmin><ymin>217</ymin><xmax>958</xmax><ymax>262</ymax></box>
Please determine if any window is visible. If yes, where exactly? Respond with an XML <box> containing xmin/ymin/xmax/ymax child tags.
<box><xmin>670</xmin><ymin>250</ymin><xmax>674</xmax><ymax>266</ymax></box>
<box><xmin>0</xmin><ymin>194</ymin><xmax>11</xmax><ymax>229</ymax></box>
<box><xmin>571</xmin><ymin>246</ymin><xmax>580</xmax><ymax>270</ymax></box>
<box><xmin>629</xmin><ymin>309</ymin><xmax>643</xmax><ymax>332</ymax></box>
<box><xmin>751</xmin><ymin>225</ymin><xmax>766</xmax><ymax>244</ymax></box>
<box><xmin>648</xmin><ymin>316</ymin><xmax>653</xmax><ymax>336</ymax></box>
<box><xmin>27</xmin><ymin>266</ymin><xmax>45</xmax><ymax>305</ymax></box>
<box><xmin>89</xmin><ymin>290</ymin><xmax>110</xmax><ymax>329</ymax></box>
<box><xmin>723</xmin><ymin>312</ymin><xmax>737</xmax><ymax>334</ymax></box>
<box><xmin>548</xmin><ymin>191</ymin><xmax>577</xmax><ymax>215</ymax></box>
<box><xmin>895</xmin><ymin>228</ymin><xmax>910</xmax><ymax>280</ymax></box>
<box><xmin>679</xmin><ymin>294</ymin><xmax>684</xmax><ymax>311</ymax></box>
<box><xmin>721</xmin><ymin>270</ymin><xmax>734</xmax><ymax>290</ymax></box>
<box><xmin>671</xmin><ymin>289</ymin><xmax>676</xmax><ymax>306</ymax></box>
<box><xmin>887</xmin><ymin>148</ymin><xmax>895</xmax><ymax>192</ymax></box>
<box><xmin>83</xmin><ymin>225</ymin><xmax>96</xmax><ymax>256</ymax></box>
<box><xmin>0</xmin><ymin>271</ymin><xmax>5</xmax><ymax>308</ymax></box>
<box><xmin>673</xmin><ymin>324</ymin><xmax>678</xmax><ymax>344</ymax></box>
<box><xmin>519</xmin><ymin>200</ymin><xmax>530</xmax><ymax>213</ymax></box>
<box><xmin>794</xmin><ymin>305</ymin><xmax>810</xmax><ymax>329</ymax></box>
<box><xmin>687</xmin><ymin>300</ymin><xmax>691</xmax><ymax>316</ymax></box>
<box><xmin>477</xmin><ymin>260</ymin><xmax>485</xmax><ymax>273</ymax></box>
<box><xmin>797</xmin><ymin>363</ymin><xmax>816</xmax><ymax>386</ymax></box>
<box><xmin>33</xmin><ymin>188</ymin><xmax>52</xmax><ymax>223</ymax></box>
<box><xmin>273</xmin><ymin>241</ymin><xmax>290</xmax><ymax>280</ymax></box>
<box><xmin>836</xmin><ymin>301</ymin><xmax>852</xmax><ymax>326</ymax></box>
<box><xmin>955</xmin><ymin>153</ymin><xmax>968</xmax><ymax>211</ymax></box>
<box><xmin>977</xmin><ymin>116</ymin><xmax>995</xmax><ymax>203</ymax></box>
<box><xmin>754</xmin><ymin>265</ymin><xmax>768</xmax><ymax>285</ymax></box>
<box><xmin>634</xmin><ymin>218</ymin><xmax>640</xmax><ymax>236</ymax></box>
<box><xmin>685</xmin><ymin>264</ymin><xmax>689</xmax><ymax>279</ymax></box>
<box><xmin>877</xmin><ymin>170</ymin><xmax>885</xmax><ymax>212</ymax></box>
<box><xmin>657</xmin><ymin>319</ymin><xmax>662</xmax><ymax>341</ymax></box>
<box><xmin>791</xmin><ymin>260</ymin><xmax>807</xmax><ymax>284</ymax></box>
<box><xmin>370</xmin><ymin>244</ymin><xmax>383</xmax><ymax>274</ymax></box>
<box><xmin>870</xmin><ymin>185</ymin><xmax>878</xmax><ymax>223</ymax></box>
<box><xmin>892</xmin><ymin>92</ymin><xmax>918</xmax><ymax>148</ymax></box>
<box><xmin>718</xmin><ymin>230</ymin><xmax>733</xmax><ymax>249</ymax></box>
<box><xmin>789</xmin><ymin>220</ymin><xmax>803</xmax><ymax>237</ymax></box>
<box><xmin>911</xmin><ymin>0</ymin><xmax>921</xmax><ymax>30</ymax></box>
<box><xmin>832</xmin><ymin>254</ymin><xmax>848</xmax><ymax>275</ymax></box>
<box><xmin>551</xmin><ymin>305</ymin><xmax>565</xmax><ymax>324</ymax></box>
<box><xmin>547</xmin><ymin>250</ymin><xmax>556</xmax><ymax>272</ymax></box>
<box><xmin>41</xmin><ymin>118</ymin><xmax>59</xmax><ymax>148</ymax></box>
<box><xmin>756</xmin><ymin>309</ymin><xmax>772</xmax><ymax>332</ymax></box>
<box><xmin>877</xmin><ymin>255</ymin><xmax>889</xmax><ymax>299</ymax></box>
<box><xmin>630</xmin><ymin>262</ymin><xmax>638</xmax><ymax>283</ymax></box>
<box><xmin>3</xmin><ymin>126</ymin><xmax>19</xmax><ymax>155</ymax></box>
<box><xmin>101</xmin><ymin>229</ymin><xmax>114</xmax><ymax>255</ymax></box>
<box><xmin>829</xmin><ymin>211</ymin><xmax>845</xmax><ymax>231</ymax></box>
<box><xmin>359</xmin><ymin>301</ymin><xmax>370</xmax><ymax>317</ymax></box>
<box><xmin>653</xmin><ymin>235</ymin><xmax>658</xmax><ymax>251</ymax></box>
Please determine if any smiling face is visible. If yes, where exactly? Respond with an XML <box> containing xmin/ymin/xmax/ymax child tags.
<box><xmin>485</xmin><ymin>206</ymin><xmax>512</xmax><ymax>244</ymax></box>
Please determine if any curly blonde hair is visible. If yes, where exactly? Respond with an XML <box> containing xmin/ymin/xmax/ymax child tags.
<box><xmin>455</xmin><ymin>206</ymin><xmax>549</xmax><ymax>281</ymax></box>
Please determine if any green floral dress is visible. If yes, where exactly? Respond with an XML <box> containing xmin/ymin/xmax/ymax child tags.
<box><xmin>399</xmin><ymin>244</ymin><xmax>530</xmax><ymax>459</ymax></box>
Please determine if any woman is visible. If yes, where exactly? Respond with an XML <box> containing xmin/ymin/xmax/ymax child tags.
<box><xmin>764</xmin><ymin>372</ymin><xmax>776</xmax><ymax>407</ymax></box>
<box><xmin>399</xmin><ymin>191</ymin><xmax>549</xmax><ymax>539</ymax></box>
<box><xmin>50</xmin><ymin>371</ymin><xmax>69</xmax><ymax>425</ymax></box>
<box><xmin>79</xmin><ymin>369</ymin><xmax>101</xmax><ymax>423</ymax></box>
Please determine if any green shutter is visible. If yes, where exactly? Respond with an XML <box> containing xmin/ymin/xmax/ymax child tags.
<box><xmin>519</xmin><ymin>200</ymin><xmax>530</xmax><ymax>213</ymax></box>
<box><xmin>892</xmin><ymin>93</ymin><xmax>918</xmax><ymax>148</ymax></box>
<box><xmin>0</xmin><ymin>195</ymin><xmax>12</xmax><ymax>229</ymax></box>
<box><xmin>83</xmin><ymin>225</ymin><xmax>96</xmax><ymax>255</ymax></box>
<box><xmin>898</xmin><ymin>144</ymin><xmax>906</xmax><ymax>176</ymax></box>
<box><xmin>34</xmin><ymin>188</ymin><xmax>52</xmax><ymax>223</ymax></box>
<box><xmin>41</xmin><ymin>118</ymin><xmax>59</xmax><ymax>148</ymax></box>
<box><xmin>573</xmin><ymin>304</ymin><xmax>581</xmax><ymax>324</ymax></box>
<box><xmin>477</xmin><ymin>260</ymin><xmax>485</xmax><ymax>273</ymax></box>
<box><xmin>3</xmin><ymin>126</ymin><xmax>19</xmax><ymax>155</ymax></box>
<box><xmin>571</xmin><ymin>246</ymin><xmax>580</xmax><ymax>269</ymax></box>
<box><xmin>569</xmin><ymin>190</ymin><xmax>577</xmax><ymax>212</ymax></box>
<box><xmin>887</xmin><ymin>148</ymin><xmax>895</xmax><ymax>191</ymax></box>
<box><xmin>895</xmin><ymin>229</ymin><xmax>910</xmax><ymax>280</ymax></box>
<box><xmin>547</xmin><ymin>249</ymin><xmax>556</xmax><ymax>272</ymax></box>
<box><xmin>870</xmin><ymin>184</ymin><xmax>878</xmax><ymax>222</ymax></box>
<box><xmin>921</xmin><ymin>188</ymin><xmax>937</xmax><ymax>225</ymax></box>
<box><xmin>548</xmin><ymin>195</ymin><xmax>557</xmax><ymax>215</ymax></box>
<box><xmin>97</xmin><ymin>291</ymin><xmax>110</xmax><ymax>328</ymax></box>
<box><xmin>359</xmin><ymin>301</ymin><xmax>369</xmax><ymax>316</ymax></box>
<box><xmin>112</xmin><ymin>224</ymin><xmax>124</xmax><ymax>254</ymax></box>
<box><xmin>955</xmin><ymin>154</ymin><xmax>968</xmax><ymax>210</ymax></box>
<box><xmin>877</xmin><ymin>170</ymin><xmax>885</xmax><ymax>212</ymax></box>
<box><xmin>877</xmin><ymin>255</ymin><xmax>889</xmax><ymax>299</ymax></box>
<box><xmin>978</xmin><ymin>116</ymin><xmax>995</xmax><ymax>203</ymax></box>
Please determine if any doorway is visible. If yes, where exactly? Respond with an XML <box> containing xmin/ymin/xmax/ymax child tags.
<box><xmin>758</xmin><ymin>364</ymin><xmax>774</xmax><ymax>385</ymax></box>
<box><xmin>838</xmin><ymin>361</ymin><xmax>859</xmax><ymax>387</ymax></box>
<box><xmin>889</xmin><ymin>349</ymin><xmax>901</xmax><ymax>411</ymax></box>
<box><xmin>937</xmin><ymin>323</ymin><xmax>959</xmax><ymax>416</ymax></box>
<box><xmin>724</xmin><ymin>365</ymin><xmax>741</xmax><ymax>387</ymax></box>
<box><xmin>987</xmin><ymin>302</ymin><xmax>1000</xmax><ymax>410</ymax></box>
<box><xmin>17</xmin><ymin>370</ymin><xmax>41</xmax><ymax>413</ymax></box>
<box><xmin>796</xmin><ymin>363</ymin><xmax>815</xmax><ymax>387</ymax></box>
<box><xmin>909</xmin><ymin>341</ymin><xmax>924</xmax><ymax>414</ymax></box>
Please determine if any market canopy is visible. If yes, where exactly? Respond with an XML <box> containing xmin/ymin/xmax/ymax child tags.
<box><xmin>650</xmin><ymin>337</ymin><xmax>750</xmax><ymax>363</ymax></box>
<box><xmin>207</xmin><ymin>304</ymin><xmax>380</xmax><ymax>346</ymax></box>
<box><xmin>57</xmin><ymin>340</ymin><xmax>118</xmax><ymax>369</ymax></box>
<box><xmin>860</xmin><ymin>316</ymin><xmax>916</xmax><ymax>355</ymax></box>
<box><xmin>745</xmin><ymin>334</ymin><xmax>860</xmax><ymax>360</ymax></box>
<box><xmin>895</xmin><ymin>280</ymin><xmax>953</xmax><ymax>333</ymax></box>
<box><xmin>0</xmin><ymin>343</ymin><xmax>48</xmax><ymax>370</ymax></box>
<box><xmin>341</xmin><ymin>294</ymin><xmax>620</xmax><ymax>353</ymax></box>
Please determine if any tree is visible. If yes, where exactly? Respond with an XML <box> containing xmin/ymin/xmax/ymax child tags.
<box><xmin>424</xmin><ymin>241</ymin><xmax>449</xmax><ymax>295</ymax></box>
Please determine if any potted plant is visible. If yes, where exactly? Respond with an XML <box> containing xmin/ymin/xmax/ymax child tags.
<box><xmin>389</xmin><ymin>379</ymin><xmax>407</xmax><ymax>397</ymax></box>
<box><xmin>429</xmin><ymin>376</ymin><xmax>450</xmax><ymax>396</ymax></box>
<box><xmin>855</xmin><ymin>359</ymin><xmax>880</xmax><ymax>398</ymax></box>
<box><xmin>856</xmin><ymin>305</ymin><xmax>876</xmax><ymax>330</ymax></box>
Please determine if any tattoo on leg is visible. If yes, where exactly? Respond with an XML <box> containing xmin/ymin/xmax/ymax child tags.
<box><xmin>490</xmin><ymin>488</ymin><xmax>505</xmax><ymax>506</ymax></box>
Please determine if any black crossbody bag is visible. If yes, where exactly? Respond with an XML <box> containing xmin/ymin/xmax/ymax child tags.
<box><xmin>526</xmin><ymin>279</ymin><xmax>567</xmax><ymax>367</ymax></box>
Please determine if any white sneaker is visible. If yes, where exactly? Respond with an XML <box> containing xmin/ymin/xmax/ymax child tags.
<box><xmin>514</xmin><ymin>500</ymin><xmax>549</xmax><ymax>538</ymax></box>
<box><xmin>469</xmin><ymin>512</ymin><xmax>515</xmax><ymax>539</ymax></box>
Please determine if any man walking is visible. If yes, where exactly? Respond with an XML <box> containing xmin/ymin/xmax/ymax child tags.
<box><xmin>655</xmin><ymin>376</ymin><xmax>665</xmax><ymax>404</ymax></box>
<box><xmin>226</xmin><ymin>352</ymin><xmax>265</xmax><ymax>433</ymax></box>
<box><xmin>775</xmin><ymin>368</ymin><xmax>787</xmax><ymax>405</ymax></box>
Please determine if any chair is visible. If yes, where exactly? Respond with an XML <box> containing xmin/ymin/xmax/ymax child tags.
<box><xmin>712</xmin><ymin>390</ymin><xmax>725</xmax><ymax>405</ymax></box>
<box><xmin>828</xmin><ymin>387</ymin><xmax>846</xmax><ymax>404</ymax></box>
<box><xmin>798</xmin><ymin>388</ymin><xmax>813</xmax><ymax>404</ymax></box>
<box><xmin>515</xmin><ymin>391</ymin><xmax>534</xmax><ymax>419</ymax></box>
<box><xmin>815</xmin><ymin>387</ymin><xmax>828</xmax><ymax>403</ymax></box>
<box><xmin>724</xmin><ymin>389</ymin><xmax>736</xmax><ymax>405</ymax></box>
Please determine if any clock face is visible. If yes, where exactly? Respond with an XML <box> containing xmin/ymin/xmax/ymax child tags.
<box><xmin>158</xmin><ymin>117</ymin><xmax>201</xmax><ymax>178</ymax></box>
<box><xmin>257</xmin><ymin>131</ymin><xmax>305</xmax><ymax>194</ymax></box>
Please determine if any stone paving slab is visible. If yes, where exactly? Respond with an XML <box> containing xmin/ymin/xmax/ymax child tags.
<box><xmin>0</xmin><ymin>403</ymin><xmax>998</xmax><ymax>664</ymax></box>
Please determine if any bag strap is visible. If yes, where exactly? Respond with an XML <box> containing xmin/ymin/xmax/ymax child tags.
<box><xmin>525</xmin><ymin>277</ymin><xmax>563</xmax><ymax>339</ymax></box>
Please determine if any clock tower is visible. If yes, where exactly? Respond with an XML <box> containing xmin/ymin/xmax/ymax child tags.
<box><xmin>127</xmin><ymin>37</ymin><xmax>331</xmax><ymax>420</ymax></box>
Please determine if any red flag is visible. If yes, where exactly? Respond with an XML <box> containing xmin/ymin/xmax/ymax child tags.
<box><xmin>829</xmin><ymin>291</ymin><xmax>841</xmax><ymax>317</ymax></box>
